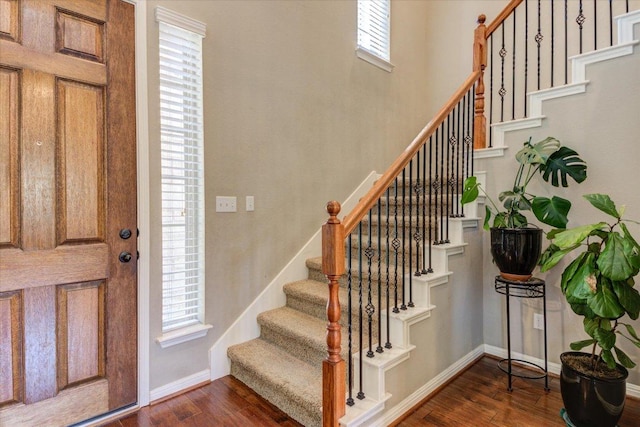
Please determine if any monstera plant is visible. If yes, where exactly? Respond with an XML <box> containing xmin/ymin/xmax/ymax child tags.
<box><xmin>462</xmin><ymin>136</ymin><xmax>587</xmax><ymax>229</ymax></box>
<box><xmin>462</xmin><ymin>136</ymin><xmax>587</xmax><ymax>281</ymax></box>
<box><xmin>540</xmin><ymin>194</ymin><xmax>640</xmax><ymax>427</ymax></box>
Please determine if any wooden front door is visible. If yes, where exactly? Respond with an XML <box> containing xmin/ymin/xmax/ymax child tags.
<box><xmin>0</xmin><ymin>0</ymin><xmax>137</xmax><ymax>425</ymax></box>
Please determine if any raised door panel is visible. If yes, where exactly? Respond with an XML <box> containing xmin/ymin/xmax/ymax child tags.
<box><xmin>0</xmin><ymin>67</ymin><xmax>20</xmax><ymax>248</ymax></box>
<box><xmin>0</xmin><ymin>0</ymin><xmax>20</xmax><ymax>42</ymax></box>
<box><xmin>0</xmin><ymin>291</ymin><xmax>22</xmax><ymax>407</ymax></box>
<box><xmin>55</xmin><ymin>9</ymin><xmax>104</xmax><ymax>62</ymax></box>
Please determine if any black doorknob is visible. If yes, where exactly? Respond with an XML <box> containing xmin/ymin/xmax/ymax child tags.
<box><xmin>119</xmin><ymin>228</ymin><xmax>132</xmax><ymax>240</ymax></box>
<box><xmin>119</xmin><ymin>251</ymin><xmax>132</xmax><ymax>263</ymax></box>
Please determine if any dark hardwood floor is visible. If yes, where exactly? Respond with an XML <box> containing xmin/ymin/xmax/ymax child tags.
<box><xmin>104</xmin><ymin>356</ymin><xmax>640</xmax><ymax>426</ymax></box>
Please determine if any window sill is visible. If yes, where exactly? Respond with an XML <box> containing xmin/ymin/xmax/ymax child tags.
<box><xmin>156</xmin><ymin>323</ymin><xmax>212</xmax><ymax>349</ymax></box>
<box><xmin>356</xmin><ymin>47</ymin><xmax>394</xmax><ymax>73</ymax></box>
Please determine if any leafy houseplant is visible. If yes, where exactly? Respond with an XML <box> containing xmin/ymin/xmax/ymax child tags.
<box><xmin>540</xmin><ymin>194</ymin><xmax>640</xmax><ymax>427</ymax></box>
<box><xmin>462</xmin><ymin>136</ymin><xmax>587</xmax><ymax>280</ymax></box>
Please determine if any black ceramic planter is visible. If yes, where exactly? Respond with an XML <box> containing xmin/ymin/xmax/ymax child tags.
<box><xmin>490</xmin><ymin>227</ymin><xmax>542</xmax><ymax>281</ymax></box>
<box><xmin>560</xmin><ymin>352</ymin><xmax>628</xmax><ymax>427</ymax></box>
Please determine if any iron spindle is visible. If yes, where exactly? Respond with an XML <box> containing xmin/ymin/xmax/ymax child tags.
<box><xmin>489</xmin><ymin>35</ymin><xmax>494</xmax><ymax>147</ymax></box>
<box><xmin>415</xmin><ymin>153</ymin><xmax>422</xmax><ymax>276</ymax></box>
<box><xmin>565</xmin><ymin>0</ymin><xmax>568</xmax><ymax>84</ymax></box>
<box><xmin>401</xmin><ymin>170</ymin><xmax>407</xmax><ymax>311</ymax></box>
<box><xmin>421</xmin><ymin>142</ymin><xmax>428</xmax><ymax>274</ymax></box>
<box><xmin>346</xmin><ymin>235</ymin><xmax>354</xmax><ymax>407</ymax></box>
<box><xmin>536</xmin><ymin>0</ymin><xmax>542</xmax><ymax>91</ymax></box>
<box><xmin>376</xmin><ymin>199</ymin><xmax>383</xmax><ymax>354</ymax></box>
<box><xmin>393</xmin><ymin>177</ymin><xmax>399</xmax><ymax>314</ymax></box>
<box><xmin>551</xmin><ymin>0</ymin><xmax>555</xmax><ymax>87</ymax></box>
<box><xmin>426</xmin><ymin>136</ymin><xmax>434</xmax><ymax>273</ymax></box>
<box><xmin>357</xmin><ymin>223</ymin><xmax>364</xmax><ymax>400</ymax></box>
<box><xmin>578</xmin><ymin>0</ymin><xmax>585</xmax><ymax>54</ymax></box>
<box><xmin>500</xmin><ymin>22</ymin><xmax>506</xmax><ymax>122</ymax></box>
<box><xmin>366</xmin><ymin>210</ymin><xmax>374</xmax><ymax>358</ymax></box>
<box><xmin>609</xmin><ymin>0</ymin><xmax>613</xmax><ymax>46</ymax></box>
<box><xmin>408</xmin><ymin>161</ymin><xmax>415</xmax><ymax>307</ymax></box>
<box><xmin>385</xmin><ymin>187</ymin><xmax>392</xmax><ymax>349</ymax></box>
<box><xmin>512</xmin><ymin>10</ymin><xmax>517</xmax><ymax>120</ymax></box>
<box><xmin>525</xmin><ymin>0</ymin><xmax>529</xmax><ymax>117</ymax></box>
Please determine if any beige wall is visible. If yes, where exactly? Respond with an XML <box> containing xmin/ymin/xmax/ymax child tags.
<box><xmin>478</xmin><ymin>41</ymin><xmax>640</xmax><ymax>384</ymax></box>
<box><xmin>144</xmin><ymin>0</ymin><xmax>508</xmax><ymax>389</ymax></box>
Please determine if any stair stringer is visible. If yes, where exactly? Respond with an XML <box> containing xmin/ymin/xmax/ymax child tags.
<box><xmin>475</xmin><ymin>9</ymin><xmax>640</xmax><ymax>159</ymax></box>
<box><xmin>339</xmin><ymin>216</ymin><xmax>477</xmax><ymax>427</ymax></box>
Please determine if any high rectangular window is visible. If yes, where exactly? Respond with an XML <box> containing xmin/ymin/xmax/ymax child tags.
<box><xmin>357</xmin><ymin>0</ymin><xmax>391</xmax><ymax>63</ymax></box>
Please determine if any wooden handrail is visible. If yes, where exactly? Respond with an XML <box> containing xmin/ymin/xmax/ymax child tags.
<box><xmin>341</xmin><ymin>70</ymin><xmax>481</xmax><ymax>236</ymax></box>
<box><xmin>486</xmin><ymin>0</ymin><xmax>523</xmax><ymax>36</ymax></box>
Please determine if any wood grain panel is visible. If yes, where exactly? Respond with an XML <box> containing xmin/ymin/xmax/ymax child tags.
<box><xmin>0</xmin><ymin>291</ymin><xmax>22</xmax><ymax>407</ymax></box>
<box><xmin>23</xmin><ymin>286</ymin><xmax>56</xmax><ymax>404</ymax></box>
<box><xmin>57</xmin><ymin>281</ymin><xmax>105</xmax><ymax>389</ymax></box>
<box><xmin>0</xmin><ymin>67</ymin><xmax>20</xmax><ymax>248</ymax></box>
<box><xmin>0</xmin><ymin>40</ymin><xmax>107</xmax><ymax>85</ymax></box>
<box><xmin>0</xmin><ymin>244</ymin><xmax>108</xmax><ymax>292</ymax></box>
<box><xmin>55</xmin><ymin>10</ymin><xmax>104</xmax><ymax>62</ymax></box>
<box><xmin>105</xmin><ymin>0</ymin><xmax>137</xmax><ymax>410</ymax></box>
<box><xmin>20</xmin><ymin>69</ymin><xmax>56</xmax><ymax>250</ymax></box>
<box><xmin>56</xmin><ymin>79</ymin><xmax>105</xmax><ymax>244</ymax></box>
<box><xmin>0</xmin><ymin>0</ymin><xmax>19</xmax><ymax>42</ymax></box>
<box><xmin>0</xmin><ymin>379</ymin><xmax>108</xmax><ymax>426</ymax></box>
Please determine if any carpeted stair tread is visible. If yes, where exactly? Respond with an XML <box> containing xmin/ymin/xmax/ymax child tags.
<box><xmin>227</xmin><ymin>338</ymin><xmax>322</xmax><ymax>427</ymax></box>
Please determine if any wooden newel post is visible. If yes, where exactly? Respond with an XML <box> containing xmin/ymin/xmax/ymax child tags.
<box><xmin>321</xmin><ymin>201</ymin><xmax>346</xmax><ymax>427</ymax></box>
<box><xmin>473</xmin><ymin>14</ymin><xmax>488</xmax><ymax>150</ymax></box>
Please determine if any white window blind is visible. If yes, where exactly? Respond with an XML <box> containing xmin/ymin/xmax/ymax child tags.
<box><xmin>158</xmin><ymin>14</ymin><xmax>206</xmax><ymax>333</ymax></box>
<box><xmin>357</xmin><ymin>0</ymin><xmax>391</xmax><ymax>61</ymax></box>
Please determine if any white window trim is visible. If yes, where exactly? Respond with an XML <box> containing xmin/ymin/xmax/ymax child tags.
<box><xmin>156</xmin><ymin>323</ymin><xmax>213</xmax><ymax>349</ymax></box>
<box><xmin>356</xmin><ymin>47</ymin><xmax>395</xmax><ymax>72</ymax></box>
<box><xmin>155</xmin><ymin>6</ymin><xmax>211</xmax><ymax>346</ymax></box>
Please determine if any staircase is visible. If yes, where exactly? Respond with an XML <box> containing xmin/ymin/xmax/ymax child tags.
<box><xmin>224</xmin><ymin>4</ymin><xmax>640</xmax><ymax>427</ymax></box>
<box><xmin>228</xmin><ymin>184</ymin><xmax>475</xmax><ymax>427</ymax></box>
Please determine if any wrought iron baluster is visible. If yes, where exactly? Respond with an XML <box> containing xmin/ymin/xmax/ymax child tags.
<box><xmin>414</xmin><ymin>153</ymin><xmax>422</xmax><ymax>276</ymax></box>
<box><xmin>439</xmin><ymin>125</ymin><xmax>445</xmax><ymax>244</ymax></box>
<box><xmin>609</xmin><ymin>0</ymin><xmax>613</xmax><ymax>46</ymax></box>
<box><xmin>536</xmin><ymin>0</ymin><xmax>542</xmax><ymax>91</ymax></box>
<box><xmin>489</xmin><ymin>35</ymin><xmax>494</xmax><ymax>147</ymax></box>
<box><xmin>426</xmin><ymin>137</ymin><xmax>433</xmax><ymax>273</ymax></box>
<box><xmin>512</xmin><ymin>10</ymin><xmax>516</xmax><ymax>120</ymax></box>
<box><xmin>346</xmin><ymin>235</ymin><xmax>354</xmax><ymax>407</ymax></box>
<box><xmin>455</xmin><ymin>103</ymin><xmax>461</xmax><ymax>218</ymax></box>
<box><xmin>577</xmin><ymin>0</ymin><xmax>585</xmax><ymax>54</ymax></box>
<box><xmin>565</xmin><ymin>0</ymin><xmax>568</xmax><ymax>84</ymax></box>
<box><xmin>460</xmin><ymin>94</ymin><xmax>467</xmax><ymax>218</ymax></box>
<box><xmin>393</xmin><ymin>177</ymin><xmax>399</xmax><ymax>314</ymax></box>
<box><xmin>385</xmin><ymin>187</ymin><xmax>392</xmax><ymax>349</ymax></box>
<box><xmin>445</xmin><ymin>116</ymin><xmax>451</xmax><ymax>243</ymax></box>
<box><xmin>357</xmin><ymin>222</ymin><xmax>364</xmax><ymax>400</ymax></box>
<box><xmin>401</xmin><ymin>169</ymin><xmax>407</xmax><ymax>311</ymax></box>
<box><xmin>594</xmin><ymin>0</ymin><xmax>597</xmax><ymax>51</ymax></box>
<box><xmin>376</xmin><ymin>199</ymin><xmax>383</xmax><ymax>354</ymax></box>
<box><xmin>499</xmin><ymin>23</ymin><xmax>506</xmax><ymax>122</ymax></box>
<box><xmin>525</xmin><ymin>0</ymin><xmax>529</xmax><ymax>117</ymax></box>
<box><xmin>551</xmin><ymin>0</ymin><xmax>555</xmax><ymax>87</ymax></box>
<box><xmin>366</xmin><ymin>210</ymin><xmax>374</xmax><ymax>358</ymax></box>
<box><xmin>421</xmin><ymin>142</ymin><xmax>428</xmax><ymax>274</ymax></box>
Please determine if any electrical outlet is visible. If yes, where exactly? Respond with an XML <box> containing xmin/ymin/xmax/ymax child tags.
<box><xmin>216</xmin><ymin>196</ymin><xmax>237</xmax><ymax>212</ymax></box>
<box><xmin>533</xmin><ymin>313</ymin><xmax>544</xmax><ymax>330</ymax></box>
<box><xmin>246</xmin><ymin>196</ymin><xmax>254</xmax><ymax>212</ymax></box>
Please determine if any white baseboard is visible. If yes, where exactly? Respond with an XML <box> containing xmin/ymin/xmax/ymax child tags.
<box><xmin>368</xmin><ymin>345</ymin><xmax>485</xmax><ymax>427</ymax></box>
<box><xmin>208</xmin><ymin>171</ymin><xmax>380</xmax><ymax>380</ymax></box>
<box><xmin>149</xmin><ymin>369</ymin><xmax>211</xmax><ymax>403</ymax></box>
<box><xmin>483</xmin><ymin>344</ymin><xmax>640</xmax><ymax>399</ymax></box>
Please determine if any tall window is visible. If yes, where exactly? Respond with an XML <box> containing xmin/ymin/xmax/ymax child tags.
<box><xmin>357</xmin><ymin>0</ymin><xmax>393</xmax><ymax>71</ymax></box>
<box><xmin>157</xmin><ymin>8</ymin><xmax>206</xmax><ymax>334</ymax></box>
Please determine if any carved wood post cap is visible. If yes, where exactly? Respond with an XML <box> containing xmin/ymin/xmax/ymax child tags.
<box><xmin>325</xmin><ymin>201</ymin><xmax>341</xmax><ymax>224</ymax></box>
<box><xmin>477</xmin><ymin>14</ymin><xmax>486</xmax><ymax>25</ymax></box>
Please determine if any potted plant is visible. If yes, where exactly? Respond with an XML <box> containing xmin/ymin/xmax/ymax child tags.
<box><xmin>540</xmin><ymin>194</ymin><xmax>640</xmax><ymax>427</ymax></box>
<box><xmin>462</xmin><ymin>136</ymin><xmax>587</xmax><ymax>281</ymax></box>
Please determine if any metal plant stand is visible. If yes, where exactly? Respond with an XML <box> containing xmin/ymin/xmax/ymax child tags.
<box><xmin>494</xmin><ymin>276</ymin><xmax>549</xmax><ymax>392</ymax></box>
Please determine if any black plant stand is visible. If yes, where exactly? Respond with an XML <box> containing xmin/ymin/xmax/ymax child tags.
<box><xmin>494</xmin><ymin>276</ymin><xmax>549</xmax><ymax>392</ymax></box>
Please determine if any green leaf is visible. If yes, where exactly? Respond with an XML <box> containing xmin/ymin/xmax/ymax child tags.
<box><xmin>598</xmin><ymin>232</ymin><xmax>636</xmax><ymax>281</ymax></box>
<box><xmin>540</xmin><ymin>244</ymin><xmax>580</xmax><ymax>272</ymax></box>
<box><xmin>560</xmin><ymin>252</ymin><xmax>590</xmax><ymax>293</ymax></box>
<box><xmin>583</xmin><ymin>317</ymin><xmax>599</xmax><ymax>337</ymax></box>
<box><xmin>614</xmin><ymin>346</ymin><xmax>636</xmax><ymax>369</ymax></box>
<box><xmin>553</xmin><ymin>223</ymin><xmax>608</xmax><ymax>249</ymax></box>
<box><xmin>492</xmin><ymin>211</ymin><xmax>508</xmax><ymax>229</ymax></box>
<box><xmin>620</xmin><ymin>222</ymin><xmax>640</xmax><ymax>251</ymax></box>
<box><xmin>483</xmin><ymin>205</ymin><xmax>492</xmax><ymax>231</ymax></box>
<box><xmin>540</xmin><ymin>146</ymin><xmax>588</xmax><ymax>187</ymax></box>
<box><xmin>461</xmin><ymin>176</ymin><xmax>479</xmax><ymax>204</ymax></box>
<box><xmin>612</xmin><ymin>281</ymin><xmax>640</xmax><ymax>320</ymax></box>
<box><xmin>622</xmin><ymin>323</ymin><xmax>640</xmax><ymax>341</ymax></box>
<box><xmin>569</xmin><ymin>301</ymin><xmax>595</xmax><ymax>318</ymax></box>
<box><xmin>515</xmin><ymin>136</ymin><xmax>560</xmax><ymax>165</ymax></box>
<box><xmin>601</xmin><ymin>349</ymin><xmax>616</xmax><ymax>369</ymax></box>
<box><xmin>532</xmin><ymin>196</ymin><xmax>571</xmax><ymax>228</ymax></box>
<box><xmin>570</xmin><ymin>339</ymin><xmax>596</xmax><ymax>350</ymax></box>
<box><xmin>584</xmin><ymin>194</ymin><xmax>620</xmax><ymax>219</ymax></box>
<box><xmin>567</xmin><ymin>254</ymin><xmax>597</xmax><ymax>300</ymax></box>
<box><xmin>594</xmin><ymin>328</ymin><xmax>616</xmax><ymax>350</ymax></box>
<box><xmin>587</xmin><ymin>281</ymin><xmax>625</xmax><ymax>319</ymax></box>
